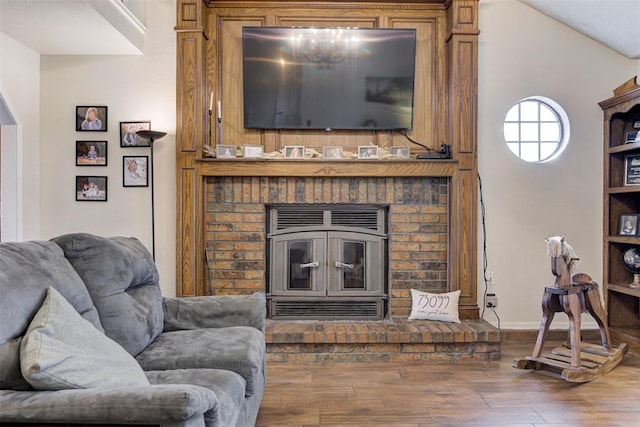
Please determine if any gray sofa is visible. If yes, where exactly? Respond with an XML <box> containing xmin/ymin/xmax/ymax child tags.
<box><xmin>0</xmin><ymin>233</ymin><xmax>266</xmax><ymax>427</ymax></box>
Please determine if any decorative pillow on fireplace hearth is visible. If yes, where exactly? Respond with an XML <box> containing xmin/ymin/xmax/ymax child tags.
<box><xmin>408</xmin><ymin>289</ymin><xmax>461</xmax><ymax>323</ymax></box>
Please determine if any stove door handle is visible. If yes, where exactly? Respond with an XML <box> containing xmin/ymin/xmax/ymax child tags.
<box><xmin>300</xmin><ymin>261</ymin><xmax>319</xmax><ymax>268</ymax></box>
<box><xmin>334</xmin><ymin>261</ymin><xmax>354</xmax><ymax>269</ymax></box>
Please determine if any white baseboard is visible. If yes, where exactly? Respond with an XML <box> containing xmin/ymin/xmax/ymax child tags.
<box><xmin>484</xmin><ymin>320</ymin><xmax>600</xmax><ymax>330</ymax></box>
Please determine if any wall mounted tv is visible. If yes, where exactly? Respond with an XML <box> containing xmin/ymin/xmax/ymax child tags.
<box><xmin>242</xmin><ymin>27</ymin><xmax>417</xmax><ymax>131</ymax></box>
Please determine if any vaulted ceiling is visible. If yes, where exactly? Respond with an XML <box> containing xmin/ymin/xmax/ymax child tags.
<box><xmin>519</xmin><ymin>0</ymin><xmax>640</xmax><ymax>59</ymax></box>
<box><xmin>0</xmin><ymin>0</ymin><xmax>638</xmax><ymax>59</ymax></box>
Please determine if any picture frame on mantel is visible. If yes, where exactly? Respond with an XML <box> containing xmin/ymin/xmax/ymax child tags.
<box><xmin>284</xmin><ymin>146</ymin><xmax>304</xmax><ymax>159</ymax></box>
<box><xmin>323</xmin><ymin>146</ymin><xmax>343</xmax><ymax>159</ymax></box>
<box><xmin>358</xmin><ymin>146</ymin><xmax>378</xmax><ymax>159</ymax></box>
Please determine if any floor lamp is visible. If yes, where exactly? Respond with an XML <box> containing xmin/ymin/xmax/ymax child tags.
<box><xmin>136</xmin><ymin>130</ymin><xmax>167</xmax><ymax>261</ymax></box>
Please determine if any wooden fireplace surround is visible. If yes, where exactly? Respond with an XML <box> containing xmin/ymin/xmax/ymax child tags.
<box><xmin>175</xmin><ymin>0</ymin><xmax>480</xmax><ymax>318</ymax></box>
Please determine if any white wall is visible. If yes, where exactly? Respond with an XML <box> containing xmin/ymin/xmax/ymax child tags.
<box><xmin>0</xmin><ymin>33</ymin><xmax>40</xmax><ymax>241</ymax></box>
<box><xmin>39</xmin><ymin>1</ymin><xmax>177</xmax><ymax>296</ymax></box>
<box><xmin>477</xmin><ymin>0</ymin><xmax>637</xmax><ymax>328</ymax></box>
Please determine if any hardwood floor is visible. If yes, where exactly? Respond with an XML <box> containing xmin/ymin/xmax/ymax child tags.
<box><xmin>256</xmin><ymin>341</ymin><xmax>640</xmax><ymax>426</ymax></box>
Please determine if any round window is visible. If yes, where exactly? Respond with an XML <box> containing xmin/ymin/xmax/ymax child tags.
<box><xmin>503</xmin><ymin>96</ymin><xmax>570</xmax><ymax>163</ymax></box>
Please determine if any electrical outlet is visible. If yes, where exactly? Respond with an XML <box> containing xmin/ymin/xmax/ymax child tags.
<box><xmin>486</xmin><ymin>294</ymin><xmax>498</xmax><ymax>308</ymax></box>
<box><xmin>486</xmin><ymin>271</ymin><xmax>495</xmax><ymax>285</ymax></box>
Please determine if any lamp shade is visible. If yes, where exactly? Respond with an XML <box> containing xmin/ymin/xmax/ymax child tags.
<box><xmin>136</xmin><ymin>130</ymin><xmax>167</xmax><ymax>142</ymax></box>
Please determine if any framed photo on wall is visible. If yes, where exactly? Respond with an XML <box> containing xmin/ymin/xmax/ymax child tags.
<box><xmin>123</xmin><ymin>156</ymin><xmax>149</xmax><ymax>187</ymax></box>
<box><xmin>76</xmin><ymin>106</ymin><xmax>107</xmax><ymax>132</ymax></box>
<box><xmin>120</xmin><ymin>121</ymin><xmax>151</xmax><ymax>146</ymax></box>
<box><xmin>76</xmin><ymin>176</ymin><xmax>107</xmax><ymax>201</ymax></box>
<box><xmin>76</xmin><ymin>141</ymin><xmax>107</xmax><ymax>166</ymax></box>
<box><xmin>619</xmin><ymin>214</ymin><xmax>639</xmax><ymax>236</ymax></box>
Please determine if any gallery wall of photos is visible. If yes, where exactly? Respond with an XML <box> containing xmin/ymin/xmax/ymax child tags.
<box><xmin>74</xmin><ymin>105</ymin><xmax>151</xmax><ymax>202</ymax></box>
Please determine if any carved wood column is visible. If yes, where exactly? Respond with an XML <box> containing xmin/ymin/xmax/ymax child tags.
<box><xmin>175</xmin><ymin>0</ymin><xmax>209</xmax><ymax>296</ymax></box>
<box><xmin>447</xmin><ymin>0</ymin><xmax>480</xmax><ymax>317</ymax></box>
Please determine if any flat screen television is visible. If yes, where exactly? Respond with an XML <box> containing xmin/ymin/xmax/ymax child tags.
<box><xmin>242</xmin><ymin>27</ymin><xmax>417</xmax><ymax>131</ymax></box>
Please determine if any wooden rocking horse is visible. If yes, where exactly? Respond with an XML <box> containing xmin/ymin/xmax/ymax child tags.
<box><xmin>513</xmin><ymin>236</ymin><xmax>628</xmax><ymax>382</ymax></box>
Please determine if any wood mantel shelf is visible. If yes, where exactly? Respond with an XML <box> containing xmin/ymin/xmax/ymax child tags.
<box><xmin>195</xmin><ymin>159</ymin><xmax>458</xmax><ymax>177</ymax></box>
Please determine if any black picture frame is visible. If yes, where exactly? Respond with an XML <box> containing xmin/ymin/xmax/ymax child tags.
<box><xmin>123</xmin><ymin>156</ymin><xmax>149</xmax><ymax>187</ymax></box>
<box><xmin>120</xmin><ymin>121</ymin><xmax>151</xmax><ymax>147</ymax></box>
<box><xmin>76</xmin><ymin>106</ymin><xmax>107</xmax><ymax>132</ymax></box>
<box><xmin>76</xmin><ymin>176</ymin><xmax>107</xmax><ymax>201</ymax></box>
<box><xmin>619</xmin><ymin>214</ymin><xmax>639</xmax><ymax>236</ymax></box>
<box><xmin>76</xmin><ymin>141</ymin><xmax>107</xmax><ymax>166</ymax></box>
<box><xmin>624</xmin><ymin>154</ymin><xmax>640</xmax><ymax>186</ymax></box>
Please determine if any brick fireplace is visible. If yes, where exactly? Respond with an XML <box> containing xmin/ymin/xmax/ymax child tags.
<box><xmin>204</xmin><ymin>175</ymin><xmax>448</xmax><ymax>318</ymax></box>
<box><xmin>175</xmin><ymin>0</ymin><xmax>488</xmax><ymax>362</ymax></box>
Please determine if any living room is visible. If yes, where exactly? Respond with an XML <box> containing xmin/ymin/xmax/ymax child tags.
<box><xmin>0</xmin><ymin>0</ymin><xmax>639</xmax><ymax>425</ymax></box>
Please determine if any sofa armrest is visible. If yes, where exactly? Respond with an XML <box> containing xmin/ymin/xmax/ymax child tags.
<box><xmin>0</xmin><ymin>384</ymin><xmax>215</xmax><ymax>424</ymax></box>
<box><xmin>163</xmin><ymin>292</ymin><xmax>266</xmax><ymax>332</ymax></box>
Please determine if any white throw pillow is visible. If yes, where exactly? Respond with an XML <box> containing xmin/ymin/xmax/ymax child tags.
<box><xmin>408</xmin><ymin>289</ymin><xmax>461</xmax><ymax>323</ymax></box>
<box><xmin>20</xmin><ymin>287</ymin><xmax>150</xmax><ymax>390</ymax></box>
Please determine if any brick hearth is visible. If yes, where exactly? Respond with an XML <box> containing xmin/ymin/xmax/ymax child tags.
<box><xmin>266</xmin><ymin>318</ymin><xmax>501</xmax><ymax>363</ymax></box>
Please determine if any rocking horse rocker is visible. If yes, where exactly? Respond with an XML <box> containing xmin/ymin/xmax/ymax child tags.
<box><xmin>513</xmin><ymin>236</ymin><xmax>628</xmax><ymax>383</ymax></box>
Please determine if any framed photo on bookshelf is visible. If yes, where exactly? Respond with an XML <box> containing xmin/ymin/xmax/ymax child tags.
<box><xmin>624</xmin><ymin>154</ymin><xmax>640</xmax><ymax>186</ymax></box>
<box><xmin>625</xmin><ymin>131</ymin><xmax>640</xmax><ymax>144</ymax></box>
<box><xmin>619</xmin><ymin>214</ymin><xmax>639</xmax><ymax>236</ymax></box>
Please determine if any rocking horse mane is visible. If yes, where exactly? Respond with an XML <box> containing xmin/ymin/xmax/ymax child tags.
<box><xmin>545</xmin><ymin>235</ymin><xmax>579</xmax><ymax>274</ymax></box>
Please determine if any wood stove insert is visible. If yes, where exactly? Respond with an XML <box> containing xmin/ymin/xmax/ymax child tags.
<box><xmin>267</xmin><ymin>204</ymin><xmax>388</xmax><ymax>320</ymax></box>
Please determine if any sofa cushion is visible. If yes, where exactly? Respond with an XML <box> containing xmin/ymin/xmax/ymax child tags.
<box><xmin>146</xmin><ymin>369</ymin><xmax>246</xmax><ymax>427</ymax></box>
<box><xmin>0</xmin><ymin>240</ymin><xmax>103</xmax><ymax>344</ymax></box>
<box><xmin>136</xmin><ymin>326</ymin><xmax>265</xmax><ymax>398</ymax></box>
<box><xmin>0</xmin><ymin>240</ymin><xmax>103</xmax><ymax>392</ymax></box>
<box><xmin>20</xmin><ymin>287</ymin><xmax>150</xmax><ymax>390</ymax></box>
<box><xmin>52</xmin><ymin>233</ymin><xmax>164</xmax><ymax>356</ymax></box>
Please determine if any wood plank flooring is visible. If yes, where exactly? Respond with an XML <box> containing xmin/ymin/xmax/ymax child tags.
<box><xmin>256</xmin><ymin>341</ymin><xmax>640</xmax><ymax>426</ymax></box>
